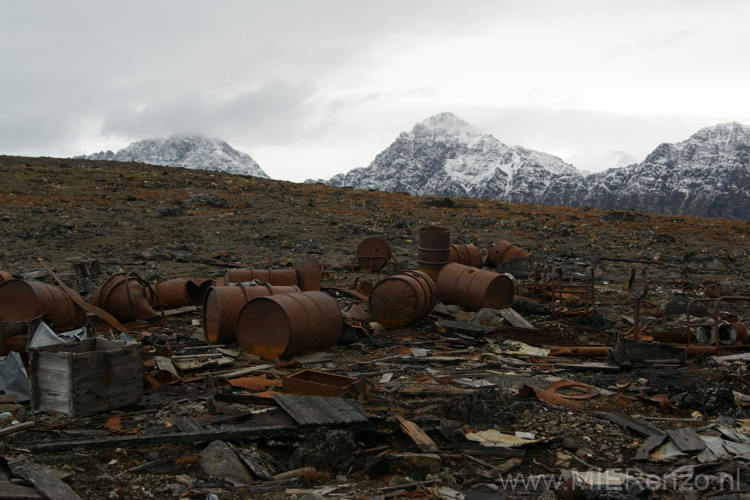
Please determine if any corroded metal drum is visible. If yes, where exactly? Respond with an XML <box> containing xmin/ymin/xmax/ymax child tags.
<box><xmin>92</xmin><ymin>273</ymin><xmax>161</xmax><ymax>323</ymax></box>
<box><xmin>202</xmin><ymin>283</ymin><xmax>300</xmax><ymax>343</ymax></box>
<box><xmin>436</xmin><ymin>263</ymin><xmax>514</xmax><ymax>311</ymax></box>
<box><xmin>417</xmin><ymin>226</ymin><xmax>451</xmax><ymax>280</ymax></box>
<box><xmin>223</xmin><ymin>268</ymin><xmax>298</xmax><ymax>287</ymax></box>
<box><xmin>485</xmin><ymin>240</ymin><xmax>531</xmax><ymax>268</ymax></box>
<box><xmin>153</xmin><ymin>278</ymin><xmax>213</xmax><ymax>309</ymax></box>
<box><xmin>368</xmin><ymin>270</ymin><xmax>436</xmax><ymax>329</ymax></box>
<box><xmin>0</xmin><ymin>280</ymin><xmax>86</xmax><ymax>329</ymax></box>
<box><xmin>449</xmin><ymin>243</ymin><xmax>482</xmax><ymax>268</ymax></box>
<box><xmin>355</xmin><ymin>237</ymin><xmax>392</xmax><ymax>271</ymax></box>
<box><xmin>235</xmin><ymin>291</ymin><xmax>342</xmax><ymax>360</ymax></box>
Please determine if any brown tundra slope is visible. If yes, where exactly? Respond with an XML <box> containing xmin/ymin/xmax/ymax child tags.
<box><xmin>1</xmin><ymin>155</ymin><xmax>750</xmax><ymax>500</ymax></box>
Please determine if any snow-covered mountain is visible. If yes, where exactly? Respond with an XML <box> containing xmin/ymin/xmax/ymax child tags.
<box><xmin>77</xmin><ymin>135</ymin><xmax>269</xmax><ymax>178</ymax></box>
<box><xmin>323</xmin><ymin>113</ymin><xmax>750</xmax><ymax>219</ymax></box>
<box><xmin>571</xmin><ymin>122</ymin><xmax>750</xmax><ymax>219</ymax></box>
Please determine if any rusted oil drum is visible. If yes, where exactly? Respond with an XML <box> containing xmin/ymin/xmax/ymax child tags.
<box><xmin>417</xmin><ymin>226</ymin><xmax>451</xmax><ymax>280</ymax></box>
<box><xmin>153</xmin><ymin>278</ymin><xmax>213</xmax><ymax>309</ymax></box>
<box><xmin>436</xmin><ymin>263</ymin><xmax>514</xmax><ymax>311</ymax></box>
<box><xmin>223</xmin><ymin>267</ymin><xmax>298</xmax><ymax>287</ymax></box>
<box><xmin>449</xmin><ymin>243</ymin><xmax>482</xmax><ymax>268</ymax></box>
<box><xmin>368</xmin><ymin>270</ymin><xmax>436</xmax><ymax>328</ymax></box>
<box><xmin>485</xmin><ymin>240</ymin><xmax>531</xmax><ymax>268</ymax></box>
<box><xmin>355</xmin><ymin>237</ymin><xmax>392</xmax><ymax>271</ymax></box>
<box><xmin>202</xmin><ymin>283</ymin><xmax>300</xmax><ymax>343</ymax></box>
<box><xmin>0</xmin><ymin>280</ymin><xmax>86</xmax><ymax>329</ymax></box>
<box><xmin>0</xmin><ymin>271</ymin><xmax>13</xmax><ymax>284</ymax></box>
<box><xmin>92</xmin><ymin>273</ymin><xmax>161</xmax><ymax>323</ymax></box>
<box><xmin>293</xmin><ymin>257</ymin><xmax>321</xmax><ymax>292</ymax></box>
<box><xmin>235</xmin><ymin>291</ymin><xmax>342</xmax><ymax>360</ymax></box>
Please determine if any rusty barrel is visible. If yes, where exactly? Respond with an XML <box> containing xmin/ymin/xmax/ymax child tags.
<box><xmin>92</xmin><ymin>273</ymin><xmax>161</xmax><ymax>323</ymax></box>
<box><xmin>485</xmin><ymin>240</ymin><xmax>531</xmax><ymax>268</ymax></box>
<box><xmin>355</xmin><ymin>237</ymin><xmax>392</xmax><ymax>271</ymax></box>
<box><xmin>0</xmin><ymin>271</ymin><xmax>13</xmax><ymax>284</ymax></box>
<box><xmin>0</xmin><ymin>280</ymin><xmax>86</xmax><ymax>329</ymax></box>
<box><xmin>153</xmin><ymin>278</ymin><xmax>213</xmax><ymax>309</ymax></box>
<box><xmin>449</xmin><ymin>243</ymin><xmax>483</xmax><ymax>268</ymax></box>
<box><xmin>417</xmin><ymin>226</ymin><xmax>451</xmax><ymax>280</ymax></box>
<box><xmin>368</xmin><ymin>270</ymin><xmax>436</xmax><ymax>328</ymax></box>
<box><xmin>223</xmin><ymin>267</ymin><xmax>298</xmax><ymax>287</ymax></box>
<box><xmin>202</xmin><ymin>283</ymin><xmax>300</xmax><ymax>343</ymax></box>
<box><xmin>235</xmin><ymin>291</ymin><xmax>342</xmax><ymax>360</ymax></box>
<box><xmin>436</xmin><ymin>263</ymin><xmax>514</xmax><ymax>311</ymax></box>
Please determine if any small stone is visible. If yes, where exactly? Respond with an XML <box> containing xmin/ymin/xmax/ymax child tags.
<box><xmin>562</xmin><ymin>437</ymin><xmax>580</xmax><ymax>451</ymax></box>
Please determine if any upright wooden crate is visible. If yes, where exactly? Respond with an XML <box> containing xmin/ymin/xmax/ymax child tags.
<box><xmin>29</xmin><ymin>338</ymin><xmax>142</xmax><ymax>417</ymax></box>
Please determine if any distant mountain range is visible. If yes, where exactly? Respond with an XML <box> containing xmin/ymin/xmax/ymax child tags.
<box><xmin>77</xmin><ymin>135</ymin><xmax>268</xmax><ymax>178</ymax></box>
<box><xmin>74</xmin><ymin>114</ymin><xmax>750</xmax><ymax>219</ymax></box>
<box><xmin>323</xmin><ymin>113</ymin><xmax>750</xmax><ymax>219</ymax></box>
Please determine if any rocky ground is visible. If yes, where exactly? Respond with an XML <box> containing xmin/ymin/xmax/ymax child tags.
<box><xmin>1</xmin><ymin>155</ymin><xmax>750</xmax><ymax>500</ymax></box>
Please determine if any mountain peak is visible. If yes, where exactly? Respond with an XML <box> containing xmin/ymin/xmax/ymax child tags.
<box><xmin>416</xmin><ymin>112</ymin><xmax>477</xmax><ymax>135</ymax></box>
<box><xmin>77</xmin><ymin>134</ymin><xmax>268</xmax><ymax>178</ymax></box>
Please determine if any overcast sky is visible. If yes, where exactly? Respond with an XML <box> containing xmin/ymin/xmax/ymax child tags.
<box><xmin>2</xmin><ymin>1</ymin><xmax>749</xmax><ymax>182</ymax></box>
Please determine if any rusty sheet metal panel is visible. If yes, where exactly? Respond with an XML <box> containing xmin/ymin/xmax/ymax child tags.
<box><xmin>485</xmin><ymin>240</ymin><xmax>530</xmax><ymax>268</ymax></box>
<box><xmin>449</xmin><ymin>243</ymin><xmax>482</xmax><ymax>268</ymax></box>
<box><xmin>235</xmin><ymin>291</ymin><xmax>342</xmax><ymax>360</ymax></box>
<box><xmin>436</xmin><ymin>263</ymin><xmax>514</xmax><ymax>311</ymax></box>
<box><xmin>91</xmin><ymin>273</ymin><xmax>161</xmax><ymax>323</ymax></box>
<box><xmin>202</xmin><ymin>283</ymin><xmax>300</xmax><ymax>343</ymax></box>
<box><xmin>368</xmin><ymin>270</ymin><xmax>436</xmax><ymax>329</ymax></box>
<box><xmin>0</xmin><ymin>280</ymin><xmax>86</xmax><ymax>329</ymax></box>
<box><xmin>153</xmin><ymin>278</ymin><xmax>213</xmax><ymax>309</ymax></box>
<box><xmin>282</xmin><ymin>368</ymin><xmax>366</xmax><ymax>397</ymax></box>
<box><xmin>417</xmin><ymin>226</ymin><xmax>450</xmax><ymax>280</ymax></box>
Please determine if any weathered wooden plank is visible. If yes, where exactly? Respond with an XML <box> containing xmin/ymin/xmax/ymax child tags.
<box><xmin>595</xmin><ymin>411</ymin><xmax>666</xmax><ymax>437</ymax></box>
<box><xmin>8</xmin><ymin>458</ymin><xmax>83</xmax><ymax>500</ymax></box>
<box><xmin>498</xmin><ymin>308</ymin><xmax>536</xmax><ymax>329</ymax></box>
<box><xmin>0</xmin><ymin>480</ymin><xmax>45</xmax><ymax>499</ymax></box>
<box><xmin>396</xmin><ymin>416</ymin><xmax>439</xmax><ymax>453</ymax></box>
<box><xmin>667</xmin><ymin>427</ymin><xmax>706</xmax><ymax>452</ymax></box>
<box><xmin>273</xmin><ymin>394</ymin><xmax>368</xmax><ymax>426</ymax></box>
<box><xmin>0</xmin><ymin>420</ymin><xmax>36</xmax><ymax>437</ymax></box>
<box><xmin>28</xmin><ymin>423</ymin><xmax>298</xmax><ymax>453</ymax></box>
<box><xmin>634</xmin><ymin>434</ymin><xmax>667</xmax><ymax>461</ymax></box>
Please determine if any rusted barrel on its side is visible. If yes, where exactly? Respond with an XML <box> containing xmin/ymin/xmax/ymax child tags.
<box><xmin>92</xmin><ymin>273</ymin><xmax>161</xmax><ymax>323</ymax></box>
<box><xmin>224</xmin><ymin>267</ymin><xmax>298</xmax><ymax>287</ymax></box>
<box><xmin>417</xmin><ymin>226</ymin><xmax>451</xmax><ymax>280</ymax></box>
<box><xmin>436</xmin><ymin>263</ymin><xmax>514</xmax><ymax>311</ymax></box>
<box><xmin>0</xmin><ymin>271</ymin><xmax>13</xmax><ymax>284</ymax></box>
<box><xmin>368</xmin><ymin>270</ymin><xmax>436</xmax><ymax>328</ymax></box>
<box><xmin>236</xmin><ymin>291</ymin><xmax>342</xmax><ymax>360</ymax></box>
<box><xmin>449</xmin><ymin>243</ymin><xmax>482</xmax><ymax>268</ymax></box>
<box><xmin>485</xmin><ymin>240</ymin><xmax>530</xmax><ymax>268</ymax></box>
<box><xmin>153</xmin><ymin>278</ymin><xmax>213</xmax><ymax>309</ymax></box>
<box><xmin>202</xmin><ymin>283</ymin><xmax>300</xmax><ymax>343</ymax></box>
<box><xmin>0</xmin><ymin>280</ymin><xmax>86</xmax><ymax>329</ymax></box>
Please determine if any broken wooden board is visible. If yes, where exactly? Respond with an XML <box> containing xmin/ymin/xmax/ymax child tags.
<box><xmin>272</xmin><ymin>394</ymin><xmax>368</xmax><ymax>426</ymax></box>
<box><xmin>667</xmin><ymin>427</ymin><xmax>706</xmax><ymax>453</ymax></box>
<box><xmin>397</xmin><ymin>416</ymin><xmax>439</xmax><ymax>453</ymax></box>
<box><xmin>634</xmin><ymin>434</ymin><xmax>667</xmax><ymax>461</ymax></box>
<box><xmin>498</xmin><ymin>309</ymin><xmax>536</xmax><ymax>329</ymax></box>
<box><xmin>8</xmin><ymin>458</ymin><xmax>82</xmax><ymax>500</ymax></box>
<box><xmin>595</xmin><ymin>411</ymin><xmax>666</xmax><ymax>437</ymax></box>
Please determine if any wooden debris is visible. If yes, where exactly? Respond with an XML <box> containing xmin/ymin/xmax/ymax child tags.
<box><xmin>272</xmin><ymin>394</ymin><xmax>369</xmax><ymax>426</ymax></box>
<box><xmin>595</xmin><ymin>411</ymin><xmax>666</xmax><ymax>437</ymax></box>
<box><xmin>634</xmin><ymin>434</ymin><xmax>667</xmax><ymax>461</ymax></box>
<box><xmin>8</xmin><ymin>458</ymin><xmax>83</xmax><ymax>500</ymax></box>
<box><xmin>667</xmin><ymin>427</ymin><xmax>706</xmax><ymax>452</ymax></box>
<box><xmin>498</xmin><ymin>308</ymin><xmax>536</xmax><ymax>329</ymax></box>
<box><xmin>396</xmin><ymin>415</ymin><xmax>440</xmax><ymax>453</ymax></box>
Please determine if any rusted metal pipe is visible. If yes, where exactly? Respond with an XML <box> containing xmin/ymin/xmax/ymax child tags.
<box><xmin>0</xmin><ymin>280</ymin><xmax>87</xmax><ymax>329</ymax></box>
<box><xmin>436</xmin><ymin>263</ymin><xmax>514</xmax><ymax>311</ymax></box>
<box><xmin>235</xmin><ymin>291</ymin><xmax>343</xmax><ymax>360</ymax></box>
<box><xmin>368</xmin><ymin>270</ymin><xmax>437</xmax><ymax>328</ymax></box>
<box><xmin>202</xmin><ymin>283</ymin><xmax>300</xmax><ymax>343</ymax></box>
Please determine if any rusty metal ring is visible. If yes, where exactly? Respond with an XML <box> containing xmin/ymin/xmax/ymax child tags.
<box><xmin>546</xmin><ymin>380</ymin><xmax>600</xmax><ymax>400</ymax></box>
